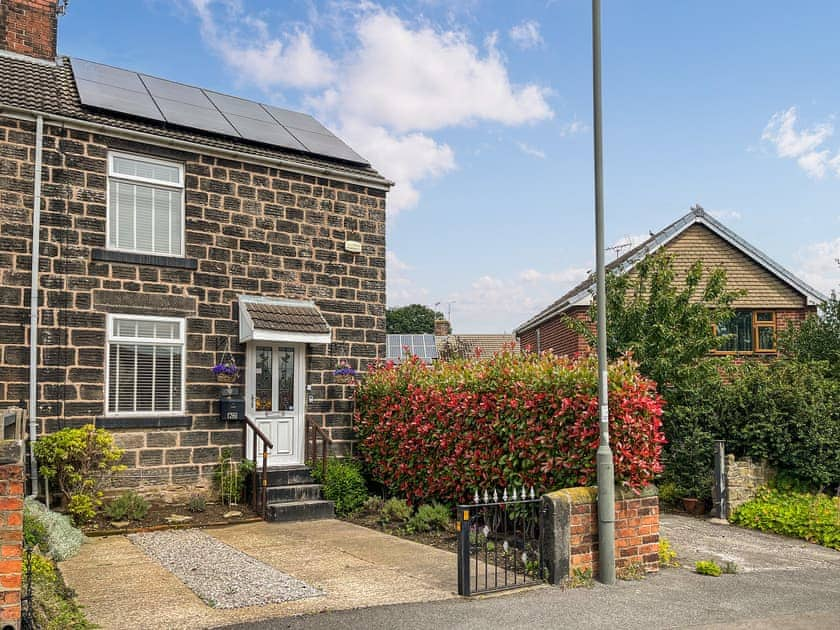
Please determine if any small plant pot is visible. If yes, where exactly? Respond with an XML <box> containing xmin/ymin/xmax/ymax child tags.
<box><xmin>682</xmin><ymin>497</ymin><xmax>705</xmax><ymax>515</ymax></box>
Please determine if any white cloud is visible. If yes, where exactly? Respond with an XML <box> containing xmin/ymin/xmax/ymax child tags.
<box><xmin>320</xmin><ymin>11</ymin><xmax>553</xmax><ymax>133</ymax></box>
<box><xmin>386</xmin><ymin>251</ymin><xmax>430</xmax><ymax>305</ymax></box>
<box><xmin>447</xmin><ymin>267</ymin><xmax>588</xmax><ymax>333</ymax></box>
<box><xmin>709</xmin><ymin>209</ymin><xmax>742</xmax><ymax>222</ymax></box>
<box><xmin>516</xmin><ymin>142</ymin><xmax>546</xmax><ymax>159</ymax></box>
<box><xmin>761</xmin><ymin>107</ymin><xmax>838</xmax><ymax>179</ymax></box>
<box><xmin>795</xmin><ymin>237</ymin><xmax>840</xmax><ymax>294</ymax></box>
<box><xmin>188</xmin><ymin>3</ymin><xmax>553</xmax><ymax>214</ymax></box>
<box><xmin>560</xmin><ymin>119</ymin><xmax>589</xmax><ymax>136</ymax></box>
<box><xmin>189</xmin><ymin>1</ymin><xmax>335</xmax><ymax>89</ymax></box>
<box><xmin>509</xmin><ymin>20</ymin><xmax>543</xmax><ymax>49</ymax></box>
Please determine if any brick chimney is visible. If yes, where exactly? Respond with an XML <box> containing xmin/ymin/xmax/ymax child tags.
<box><xmin>0</xmin><ymin>0</ymin><xmax>61</xmax><ymax>60</ymax></box>
<box><xmin>434</xmin><ymin>319</ymin><xmax>451</xmax><ymax>336</ymax></box>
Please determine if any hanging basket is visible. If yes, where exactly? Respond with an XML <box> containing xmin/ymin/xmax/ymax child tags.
<box><xmin>335</xmin><ymin>374</ymin><xmax>355</xmax><ymax>385</ymax></box>
<box><xmin>216</xmin><ymin>372</ymin><xmax>237</xmax><ymax>384</ymax></box>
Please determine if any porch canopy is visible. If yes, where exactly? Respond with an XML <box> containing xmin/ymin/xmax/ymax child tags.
<box><xmin>238</xmin><ymin>295</ymin><xmax>331</xmax><ymax>344</ymax></box>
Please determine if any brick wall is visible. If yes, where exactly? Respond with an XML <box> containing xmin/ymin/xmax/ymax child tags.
<box><xmin>518</xmin><ymin>306</ymin><xmax>591</xmax><ymax>357</ymax></box>
<box><xmin>541</xmin><ymin>485</ymin><xmax>659</xmax><ymax>583</ymax></box>
<box><xmin>0</xmin><ymin>441</ymin><xmax>23</xmax><ymax>626</ymax></box>
<box><xmin>0</xmin><ymin>115</ymin><xmax>387</xmax><ymax>494</ymax></box>
<box><xmin>0</xmin><ymin>0</ymin><xmax>58</xmax><ymax>60</ymax></box>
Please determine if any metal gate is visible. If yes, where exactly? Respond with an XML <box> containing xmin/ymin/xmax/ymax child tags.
<box><xmin>456</xmin><ymin>487</ymin><xmax>545</xmax><ymax>596</ymax></box>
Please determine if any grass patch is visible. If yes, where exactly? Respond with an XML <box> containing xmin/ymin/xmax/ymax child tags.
<box><xmin>658</xmin><ymin>537</ymin><xmax>680</xmax><ymax>568</ymax></box>
<box><xmin>562</xmin><ymin>567</ymin><xmax>594</xmax><ymax>589</ymax></box>
<box><xmin>25</xmin><ymin>550</ymin><xmax>95</xmax><ymax>629</ymax></box>
<box><xmin>695</xmin><ymin>560</ymin><xmax>722</xmax><ymax>577</ymax></box>
<box><xmin>730</xmin><ymin>487</ymin><xmax>840</xmax><ymax>550</ymax></box>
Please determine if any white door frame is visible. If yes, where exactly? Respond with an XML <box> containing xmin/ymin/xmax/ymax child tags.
<box><xmin>244</xmin><ymin>341</ymin><xmax>306</xmax><ymax>466</ymax></box>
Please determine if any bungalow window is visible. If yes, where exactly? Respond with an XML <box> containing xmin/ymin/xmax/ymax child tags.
<box><xmin>107</xmin><ymin>152</ymin><xmax>184</xmax><ymax>256</ymax></box>
<box><xmin>715</xmin><ymin>310</ymin><xmax>776</xmax><ymax>353</ymax></box>
<box><xmin>106</xmin><ymin>315</ymin><xmax>185</xmax><ymax>415</ymax></box>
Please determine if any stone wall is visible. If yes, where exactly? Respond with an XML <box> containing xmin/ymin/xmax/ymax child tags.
<box><xmin>0</xmin><ymin>440</ymin><xmax>23</xmax><ymax>626</ymax></box>
<box><xmin>541</xmin><ymin>485</ymin><xmax>659</xmax><ymax>583</ymax></box>
<box><xmin>0</xmin><ymin>115</ymin><xmax>387</xmax><ymax>493</ymax></box>
<box><xmin>722</xmin><ymin>455</ymin><xmax>774</xmax><ymax>516</ymax></box>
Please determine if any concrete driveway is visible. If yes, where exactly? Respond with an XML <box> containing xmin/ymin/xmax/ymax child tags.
<box><xmin>60</xmin><ymin>520</ymin><xmax>458</xmax><ymax>630</ymax></box>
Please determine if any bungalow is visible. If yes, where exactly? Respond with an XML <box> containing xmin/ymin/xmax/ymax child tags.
<box><xmin>0</xmin><ymin>1</ymin><xmax>390</xmax><ymax>511</ymax></box>
<box><xmin>516</xmin><ymin>206</ymin><xmax>825</xmax><ymax>356</ymax></box>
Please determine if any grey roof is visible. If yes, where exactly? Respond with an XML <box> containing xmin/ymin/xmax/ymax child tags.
<box><xmin>245</xmin><ymin>301</ymin><xmax>330</xmax><ymax>335</ymax></box>
<box><xmin>515</xmin><ymin>206</ymin><xmax>828</xmax><ymax>335</ymax></box>
<box><xmin>435</xmin><ymin>334</ymin><xmax>519</xmax><ymax>357</ymax></box>
<box><xmin>0</xmin><ymin>52</ymin><xmax>388</xmax><ymax>184</ymax></box>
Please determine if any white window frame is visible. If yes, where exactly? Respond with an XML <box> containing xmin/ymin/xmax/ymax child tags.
<box><xmin>106</xmin><ymin>151</ymin><xmax>185</xmax><ymax>257</ymax></box>
<box><xmin>105</xmin><ymin>313</ymin><xmax>187</xmax><ymax>417</ymax></box>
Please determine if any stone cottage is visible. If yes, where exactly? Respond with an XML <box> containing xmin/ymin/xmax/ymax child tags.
<box><xmin>0</xmin><ymin>0</ymin><xmax>390</xmax><ymax>503</ymax></box>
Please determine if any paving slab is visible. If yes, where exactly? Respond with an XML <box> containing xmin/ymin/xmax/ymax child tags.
<box><xmin>60</xmin><ymin>520</ymin><xmax>458</xmax><ymax>629</ymax></box>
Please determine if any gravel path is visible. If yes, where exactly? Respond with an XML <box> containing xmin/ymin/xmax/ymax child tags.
<box><xmin>128</xmin><ymin>529</ymin><xmax>323</xmax><ymax>609</ymax></box>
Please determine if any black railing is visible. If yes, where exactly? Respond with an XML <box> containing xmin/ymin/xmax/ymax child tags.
<box><xmin>242</xmin><ymin>415</ymin><xmax>273</xmax><ymax>519</ymax></box>
<box><xmin>305</xmin><ymin>418</ymin><xmax>331</xmax><ymax>480</ymax></box>
<box><xmin>457</xmin><ymin>488</ymin><xmax>545</xmax><ymax>596</ymax></box>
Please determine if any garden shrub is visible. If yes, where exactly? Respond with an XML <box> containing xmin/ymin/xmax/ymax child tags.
<box><xmin>187</xmin><ymin>494</ymin><xmax>207</xmax><ymax>513</ymax></box>
<box><xmin>24</xmin><ymin>498</ymin><xmax>86</xmax><ymax>562</ymax></box>
<box><xmin>730</xmin><ymin>487</ymin><xmax>840</xmax><ymax>550</ymax></box>
<box><xmin>380</xmin><ymin>497</ymin><xmax>412</xmax><ymax>523</ymax></box>
<box><xmin>406</xmin><ymin>503</ymin><xmax>450</xmax><ymax>532</ymax></box>
<box><xmin>24</xmin><ymin>507</ymin><xmax>48</xmax><ymax>550</ymax></box>
<box><xmin>104</xmin><ymin>491</ymin><xmax>150</xmax><ymax>521</ymax></box>
<box><xmin>355</xmin><ymin>352</ymin><xmax>665</xmax><ymax>503</ymax></box>
<box><xmin>695</xmin><ymin>560</ymin><xmax>722</xmax><ymax>576</ymax></box>
<box><xmin>214</xmin><ymin>448</ymin><xmax>255</xmax><ymax>505</ymax></box>
<box><xmin>33</xmin><ymin>424</ymin><xmax>124</xmax><ymax>524</ymax></box>
<box><xmin>25</xmin><ymin>549</ymin><xmax>95</xmax><ymax>630</ymax></box>
<box><xmin>312</xmin><ymin>458</ymin><xmax>368</xmax><ymax>516</ymax></box>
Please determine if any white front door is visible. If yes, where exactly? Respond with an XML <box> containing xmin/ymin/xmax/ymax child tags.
<box><xmin>245</xmin><ymin>342</ymin><xmax>306</xmax><ymax>466</ymax></box>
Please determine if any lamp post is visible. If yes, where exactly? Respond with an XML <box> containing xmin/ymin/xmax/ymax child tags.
<box><xmin>592</xmin><ymin>0</ymin><xmax>616</xmax><ymax>585</ymax></box>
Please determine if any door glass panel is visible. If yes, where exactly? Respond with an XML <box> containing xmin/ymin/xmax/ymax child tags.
<box><xmin>277</xmin><ymin>347</ymin><xmax>295</xmax><ymax>411</ymax></box>
<box><xmin>255</xmin><ymin>346</ymin><xmax>273</xmax><ymax>411</ymax></box>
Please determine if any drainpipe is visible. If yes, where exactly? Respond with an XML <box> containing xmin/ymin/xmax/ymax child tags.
<box><xmin>28</xmin><ymin>115</ymin><xmax>44</xmax><ymax>497</ymax></box>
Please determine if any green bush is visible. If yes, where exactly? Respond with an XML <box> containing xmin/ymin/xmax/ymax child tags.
<box><xmin>25</xmin><ymin>550</ymin><xmax>95</xmax><ymax>630</ymax></box>
<box><xmin>104</xmin><ymin>491</ymin><xmax>149</xmax><ymax>521</ymax></box>
<box><xmin>313</xmin><ymin>458</ymin><xmax>368</xmax><ymax>516</ymax></box>
<box><xmin>187</xmin><ymin>494</ymin><xmax>207</xmax><ymax>513</ymax></box>
<box><xmin>24</xmin><ymin>498</ymin><xmax>86</xmax><ymax>562</ymax></box>
<box><xmin>356</xmin><ymin>353</ymin><xmax>665</xmax><ymax>504</ymax></box>
<box><xmin>695</xmin><ymin>560</ymin><xmax>722</xmax><ymax>576</ymax></box>
<box><xmin>24</xmin><ymin>508</ymin><xmax>48</xmax><ymax>550</ymax></box>
<box><xmin>33</xmin><ymin>424</ymin><xmax>125</xmax><ymax>524</ymax></box>
<box><xmin>658</xmin><ymin>537</ymin><xmax>679</xmax><ymax>567</ymax></box>
<box><xmin>361</xmin><ymin>496</ymin><xmax>385</xmax><ymax>515</ymax></box>
<box><xmin>214</xmin><ymin>448</ymin><xmax>255</xmax><ymax>505</ymax></box>
<box><xmin>406</xmin><ymin>503</ymin><xmax>450</xmax><ymax>533</ymax></box>
<box><xmin>730</xmin><ymin>487</ymin><xmax>840</xmax><ymax>550</ymax></box>
<box><xmin>380</xmin><ymin>497</ymin><xmax>412</xmax><ymax>523</ymax></box>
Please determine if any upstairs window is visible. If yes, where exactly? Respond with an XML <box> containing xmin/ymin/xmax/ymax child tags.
<box><xmin>715</xmin><ymin>310</ymin><xmax>776</xmax><ymax>353</ymax></box>
<box><xmin>107</xmin><ymin>315</ymin><xmax>185</xmax><ymax>415</ymax></box>
<box><xmin>107</xmin><ymin>152</ymin><xmax>184</xmax><ymax>256</ymax></box>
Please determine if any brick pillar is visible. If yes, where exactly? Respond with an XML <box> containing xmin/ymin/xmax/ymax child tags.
<box><xmin>0</xmin><ymin>441</ymin><xmax>23</xmax><ymax>625</ymax></box>
<box><xmin>0</xmin><ymin>0</ymin><xmax>59</xmax><ymax>60</ymax></box>
<box><xmin>541</xmin><ymin>484</ymin><xmax>659</xmax><ymax>583</ymax></box>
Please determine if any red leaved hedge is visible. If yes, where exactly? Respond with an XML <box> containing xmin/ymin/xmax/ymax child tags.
<box><xmin>354</xmin><ymin>351</ymin><xmax>665</xmax><ymax>503</ymax></box>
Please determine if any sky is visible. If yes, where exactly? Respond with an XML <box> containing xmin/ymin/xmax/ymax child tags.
<box><xmin>58</xmin><ymin>1</ymin><xmax>840</xmax><ymax>333</ymax></box>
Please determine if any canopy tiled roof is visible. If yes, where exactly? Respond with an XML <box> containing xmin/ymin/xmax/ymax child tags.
<box><xmin>244</xmin><ymin>302</ymin><xmax>329</xmax><ymax>335</ymax></box>
<box><xmin>436</xmin><ymin>334</ymin><xmax>519</xmax><ymax>357</ymax></box>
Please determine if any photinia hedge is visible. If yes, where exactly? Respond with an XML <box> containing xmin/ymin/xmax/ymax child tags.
<box><xmin>354</xmin><ymin>351</ymin><xmax>665</xmax><ymax>504</ymax></box>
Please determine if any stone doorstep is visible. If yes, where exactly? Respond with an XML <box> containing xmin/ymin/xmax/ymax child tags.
<box><xmin>266</xmin><ymin>500</ymin><xmax>335</xmax><ymax>522</ymax></box>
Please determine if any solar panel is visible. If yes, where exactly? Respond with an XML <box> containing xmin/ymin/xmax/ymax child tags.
<box><xmin>69</xmin><ymin>58</ymin><xmax>371</xmax><ymax>166</ymax></box>
<box><xmin>225</xmin><ymin>114</ymin><xmax>307</xmax><ymax>152</ymax></box>
<box><xmin>385</xmin><ymin>334</ymin><xmax>438</xmax><ymax>363</ymax></box>
<box><xmin>287</xmin><ymin>128</ymin><xmax>368</xmax><ymax>164</ymax></box>
<box><xmin>205</xmin><ymin>91</ymin><xmax>275</xmax><ymax>122</ymax></box>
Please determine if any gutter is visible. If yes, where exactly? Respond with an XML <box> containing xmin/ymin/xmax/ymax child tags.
<box><xmin>0</xmin><ymin>105</ymin><xmax>394</xmax><ymax>190</ymax></box>
<box><xmin>29</xmin><ymin>115</ymin><xmax>43</xmax><ymax>497</ymax></box>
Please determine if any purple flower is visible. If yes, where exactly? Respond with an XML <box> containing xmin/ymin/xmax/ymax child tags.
<box><xmin>212</xmin><ymin>362</ymin><xmax>238</xmax><ymax>376</ymax></box>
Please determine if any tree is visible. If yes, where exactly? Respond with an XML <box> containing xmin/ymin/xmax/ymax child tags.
<box><xmin>569</xmin><ymin>250</ymin><xmax>743</xmax><ymax>387</ymax></box>
<box><xmin>386</xmin><ymin>304</ymin><xmax>443</xmax><ymax>334</ymax></box>
<box><xmin>780</xmin><ymin>289</ymin><xmax>840</xmax><ymax>374</ymax></box>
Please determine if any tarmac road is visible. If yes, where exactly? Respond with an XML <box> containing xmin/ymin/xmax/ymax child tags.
<box><xmin>218</xmin><ymin>515</ymin><xmax>840</xmax><ymax>630</ymax></box>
